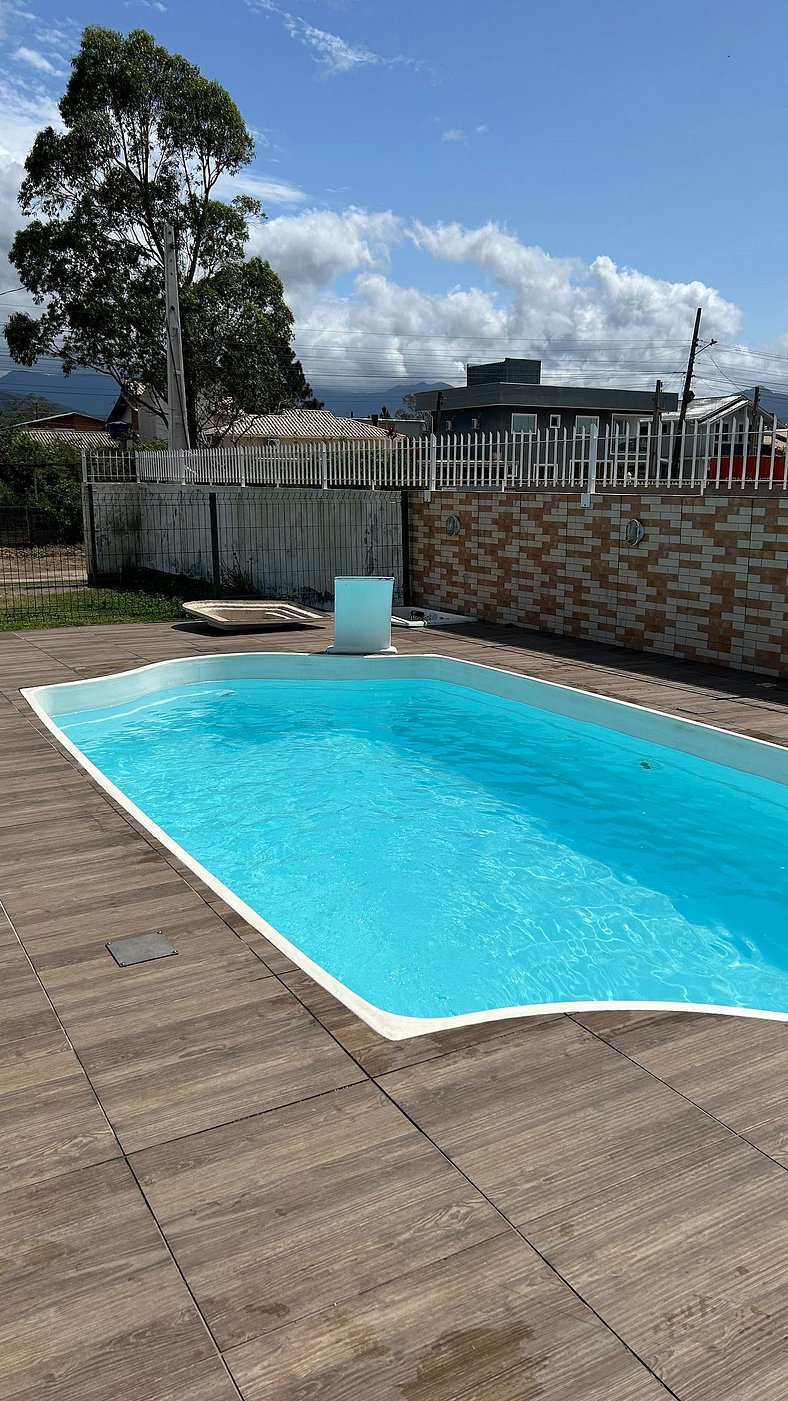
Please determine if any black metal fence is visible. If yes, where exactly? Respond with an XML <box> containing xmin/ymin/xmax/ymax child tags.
<box><xmin>0</xmin><ymin>472</ymin><xmax>405</xmax><ymax>631</ymax></box>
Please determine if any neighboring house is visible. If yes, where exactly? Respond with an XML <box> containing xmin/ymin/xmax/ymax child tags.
<box><xmin>16</xmin><ymin>413</ymin><xmax>117</xmax><ymax>452</ymax></box>
<box><xmin>413</xmin><ymin>358</ymin><xmax>679</xmax><ymax>437</ymax></box>
<box><xmin>17</xmin><ymin>411</ymin><xmax>106</xmax><ymax>432</ymax></box>
<box><xmin>217</xmin><ymin>408</ymin><xmax>399</xmax><ymax>445</ymax></box>
<box><xmin>661</xmin><ymin>394</ymin><xmax>787</xmax><ymax>477</ymax></box>
<box><xmin>661</xmin><ymin>393</ymin><xmax>785</xmax><ymax>434</ymax></box>
<box><xmin>18</xmin><ymin>394</ymin><xmax>166</xmax><ymax>451</ymax></box>
<box><xmin>106</xmin><ymin>387</ymin><xmax>167</xmax><ymax>445</ymax></box>
<box><xmin>355</xmin><ymin>415</ymin><xmax>425</xmax><ymax>439</ymax></box>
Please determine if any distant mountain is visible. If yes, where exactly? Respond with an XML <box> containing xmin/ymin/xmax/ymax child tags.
<box><xmin>0</xmin><ymin>387</ymin><xmax>72</xmax><ymax>418</ymax></box>
<box><xmin>0</xmin><ymin>368</ymin><xmax>119</xmax><ymax>419</ymax></box>
<box><xmin>744</xmin><ymin>387</ymin><xmax>788</xmax><ymax>424</ymax></box>
<box><xmin>312</xmin><ymin>380</ymin><xmax>451</xmax><ymax>420</ymax></box>
<box><xmin>0</xmin><ymin>370</ymin><xmax>451</xmax><ymax>424</ymax></box>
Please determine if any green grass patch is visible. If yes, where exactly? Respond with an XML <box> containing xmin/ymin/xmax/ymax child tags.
<box><xmin>0</xmin><ymin>588</ymin><xmax>186</xmax><ymax>631</ymax></box>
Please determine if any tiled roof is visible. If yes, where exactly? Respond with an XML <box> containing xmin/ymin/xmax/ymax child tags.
<box><xmin>21</xmin><ymin>426</ymin><xmax>119</xmax><ymax>450</ymax></box>
<box><xmin>662</xmin><ymin>395</ymin><xmax>746</xmax><ymax>423</ymax></box>
<box><xmin>224</xmin><ymin>409</ymin><xmax>395</xmax><ymax>441</ymax></box>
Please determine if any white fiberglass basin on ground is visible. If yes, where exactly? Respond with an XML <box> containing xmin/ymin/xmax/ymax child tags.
<box><xmin>23</xmin><ymin>653</ymin><xmax>788</xmax><ymax>1039</ymax></box>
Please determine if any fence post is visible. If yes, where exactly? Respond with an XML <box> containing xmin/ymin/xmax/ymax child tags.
<box><xmin>320</xmin><ymin>441</ymin><xmax>328</xmax><ymax>490</ymax></box>
<box><xmin>428</xmin><ymin>434</ymin><xmax>437</xmax><ymax>495</ymax></box>
<box><xmin>580</xmin><ymin>424</ymin><xmax>598</xmax><ymax>507</ymax></box>
<box><xmin>400</xmin><ymin>488</ymin><xmax>411</xmax><ymax>606</ymax></box>
<box><xmin>83</xmin><ymin>482</ymin><xmax>98</xmax><ymax>584</ymax></box>
<box><xmin>208</xmin><ymin>492</ymin><xmax>221</xmax><ymax>595</ymax></box>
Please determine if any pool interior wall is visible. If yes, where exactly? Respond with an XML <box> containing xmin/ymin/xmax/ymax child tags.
<box><xmin>22</xmin><ymin>653</ymin><xmax>788</xmax><ymax>1040</ymax></box>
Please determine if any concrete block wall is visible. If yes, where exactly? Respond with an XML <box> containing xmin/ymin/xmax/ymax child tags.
<box><xmin>409</xmin><ymin>491</ymin><xmax>788</xmax><ymax>676</ymax></box>
<box><xmin>88</xmin><ymin>484</ymin><xmax>405</xmax><ymax>606</ymax></box>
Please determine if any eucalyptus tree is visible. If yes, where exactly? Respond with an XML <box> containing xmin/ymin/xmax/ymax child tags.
<box><xmin>4</xmin><ymin>26</ymin><xmax>319</xmax><ymax>443</ymax></box>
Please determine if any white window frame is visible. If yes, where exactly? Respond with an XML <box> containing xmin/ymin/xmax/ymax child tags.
<box><xmin>549</xmin><ymin>412</ymin><xmax>561</xmax><ymax>430</ymax></box>
<box><xmin>511</xmin><ymin>412</ymin><xmax>537</xmax><ymax>435</ymax></box>
<box><xmin>574</xmin><ymin>415</ymin><xmax>599</xmax><ymax>435</ymax></box>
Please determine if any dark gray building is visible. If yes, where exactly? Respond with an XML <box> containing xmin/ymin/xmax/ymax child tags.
<box><xmin>413</xmin><ymin>359</ymin><xmax>678</xmax><ymax>437</ymax></box>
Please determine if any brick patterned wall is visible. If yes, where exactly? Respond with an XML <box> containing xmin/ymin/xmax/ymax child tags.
<box><xmin>409</xmin><ymin>491</ymin><xmax>788</xmax><ymax>676</ymax></box>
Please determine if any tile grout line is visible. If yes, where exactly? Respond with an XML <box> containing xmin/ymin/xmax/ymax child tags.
<box><xmin>0</xmin><ymin>894</ymin><xmax>247</xmax><ymax>1401</ymax></box>
<box><xmin>566</xmin><ymin>1014</ymin><xmax>788</xmax><ymax>1177</ymax></box>
<box><xmin>211</xmin><ymin>941</ymin><xmax>680</xmax><ymax>1397</ymax></box>
<box><xmin>173</xmin><ymin>894</ymin><xmax>683</xmax><ymax>1401</ymax></box>
<box><xmin>368</xmin><ymin>1066</ymin><xmax>683</xmax><ymax>1401</ymax></box>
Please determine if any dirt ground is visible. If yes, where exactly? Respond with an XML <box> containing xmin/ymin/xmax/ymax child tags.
<box><xmin>0</xmin><ymin>545</ymin><xmax>88</xmax><ymax>588</ymax></box>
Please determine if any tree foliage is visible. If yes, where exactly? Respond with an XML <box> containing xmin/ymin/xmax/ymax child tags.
<box><xmin>182</xmin><ymin>257</ymin><xmax>322</xmax><ymax>442</ymax></box>
<box><xmin>4</xmin><ymin>26</ymin><xmax>319</xmax><ymax>443</ymax></box>
<box><xmin>0</xmin><ymin>408</ymin><xmax>82</xmax><ymax>529</ymax></box>
<box><xmin>396</xmin><ymin>392</ymin><xmax>430</xmax><ymax>428</ymax></box>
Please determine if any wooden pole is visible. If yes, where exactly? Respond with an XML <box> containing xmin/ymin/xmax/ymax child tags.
<box><xmin>671</xmin><ymin>308</ymin><xmax>702</xmax><ymax>476</ymax></box>
<box><xmin>648</xmin><ymin>378</ymin><xmax>663</xmax><ymax>479</ymax></box>
<box><xmin>163</xmin><ymin>222</ymin><xmax>191</xmax><ymax>451</ymax></box>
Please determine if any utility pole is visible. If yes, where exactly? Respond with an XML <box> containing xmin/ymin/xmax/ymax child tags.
<box><xmin>432</xmin><ymin>389</ymin><xmax>444</xmax><ymax>439</ymax></box>
<box><xmin>671</xmin><ymin>307</ymin><xmax>702</xmax><ymax>475</ymax></box>
<box><xmin>648</xmin><ymin>378</ymin><xmax>663</xmax><ymax>476</ymax></box>
<box><xmin>163</xmin><ymin>222</ymin><xmax>190</xmax><ymax>451</ymax></box>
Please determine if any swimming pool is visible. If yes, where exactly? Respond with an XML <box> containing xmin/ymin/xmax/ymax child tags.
<box><xmin>23</xmin><ymin>654</ymin><xmax>788</xmax><ymax>1039</ymax></box>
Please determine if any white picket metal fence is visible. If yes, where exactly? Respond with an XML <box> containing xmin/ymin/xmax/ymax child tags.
<box><xmin>83</xmin><ymin>413</ymin><xmax>788</xmax><ymax>493</ymax></box>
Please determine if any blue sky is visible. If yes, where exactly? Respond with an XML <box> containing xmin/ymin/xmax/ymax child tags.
<box><xmin>2</xmin><ymin>0</ymin><xmax>788</xmax><ymax>398</ymax></box>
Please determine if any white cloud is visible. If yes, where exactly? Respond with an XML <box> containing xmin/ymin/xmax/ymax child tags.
<box><xmin>0</xmin><ymin>77</ymin><xmax>60</xmax><ymax>163</ymax></box>
<box><xmin>125</xmin><ymin>1</ymin><xmax>168</xmax><ymax>12</ymax></box>
<box><xmin>247</xmin><ymin>206</ymin><xmax>402</xmax><ymax>289</ymax></box>
<box><xmin>250</xmin><ymin>1</ymin><xmax>415</xmax><ymax>76</ymax></box>
<box><xmin>0</xmin><ymin>66</ymin><xmax>62</xmax><ymax>331</ymax></box>
<box><xmin>0</xmin><ymin>158</ymin><xmax>26</xmax><ymax>273</ymax></box>
<box><xmin>440</xmin><ymin>125</ymin><xmax>488</xmax><ymax>145</ymax></box>
<box><xmin>0</xmin><ymin>2</ymin><xmax>33</xmax><ymax>40</ymax></box>
<box><xmin>216</xmin><ymin>170</ymin><xmax>308</xmax><ymax>208</ymax></box>
<box><xmin>244</xmin><ymin>208</ymin><xmax>756</xmax><ymax>392</ymax></box>
<box><xmin>12</xmin><ymin>44</ymin><xmax>61</xmax><ymax>74</ymax></box>
<box><xmin>284</xmin><ymin>17</ymin><xmax>381</xmax><ymax>73</ymax></box>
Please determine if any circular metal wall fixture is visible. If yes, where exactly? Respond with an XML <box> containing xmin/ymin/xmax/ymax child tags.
<box><xmin>445</xmin><ymin>514</ymin><xmax>461</xmax><ymax>537</ymax></box>
<box><xmin>624</xmin><ymin>518</ymin><xmax>645</xmax><ymax>546</ymax></box>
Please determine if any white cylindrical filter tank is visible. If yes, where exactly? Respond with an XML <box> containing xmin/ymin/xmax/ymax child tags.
<box><xmin>328</xmin><ymin>577</ymin><xmax>398</xmax><ymax>655</ymax></box>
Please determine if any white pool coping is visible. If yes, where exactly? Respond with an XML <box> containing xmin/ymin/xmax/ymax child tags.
<box><xmin>21</xmin><ymin>652</ymin><xmax>788</xmax><ymax>1039</ymax></box>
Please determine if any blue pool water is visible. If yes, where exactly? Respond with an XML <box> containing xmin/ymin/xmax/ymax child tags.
<box><xmin>56</xmin><ymin>678</ymin><xmax>788</xmax><ymax>1019</ymax></box>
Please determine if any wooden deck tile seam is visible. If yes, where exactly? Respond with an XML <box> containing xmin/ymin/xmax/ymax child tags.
<box><xmin>364</xmin><ymin>1066</ymin><xmax>683</xmax><ymax>1401</ymax></box>
<box><xmin>251</xmin><ymin>937</ymin><xmax>681</xmax><ymax>1399</ymax></box>
<box><xmin>0</xmin><ymin>894</ymin><xmax>248</xmax><ymax>1401</ymax></box>
<box><xmin>566</xmin><ymin>1013</ymin><xmax>788</xmax><ymax>1179</ymax></box>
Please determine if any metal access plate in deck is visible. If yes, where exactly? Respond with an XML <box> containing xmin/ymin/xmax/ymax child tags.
<box><xmin>106</xmin><ymin>930</ymin><xmax>178</xmax><ymax>966</ymax></box>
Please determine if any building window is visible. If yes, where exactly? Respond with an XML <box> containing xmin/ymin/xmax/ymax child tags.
<box><xmin>549</xmin><ymin>413</ymin><xmax>561</xmax><ymax>430</ymax></box>
<box><xmin>612</xmin><ymin>417</ymin><xmax>631</xmax><ymax>436</ymax></box>
<box><xmin>511</xmin><ymin>413</ymin><xmax>537</xmax><ymax>435</ymax></box>
<box><xmin>574</xmin><ymin>415</ymin><xmax>599</xmax><ymax>435</ymax></box>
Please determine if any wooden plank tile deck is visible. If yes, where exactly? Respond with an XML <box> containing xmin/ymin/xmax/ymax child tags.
<box><xmin>2</xmin><ymin>617</ymin><xmax>788</xmax><ymax>1399</ymax></box>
